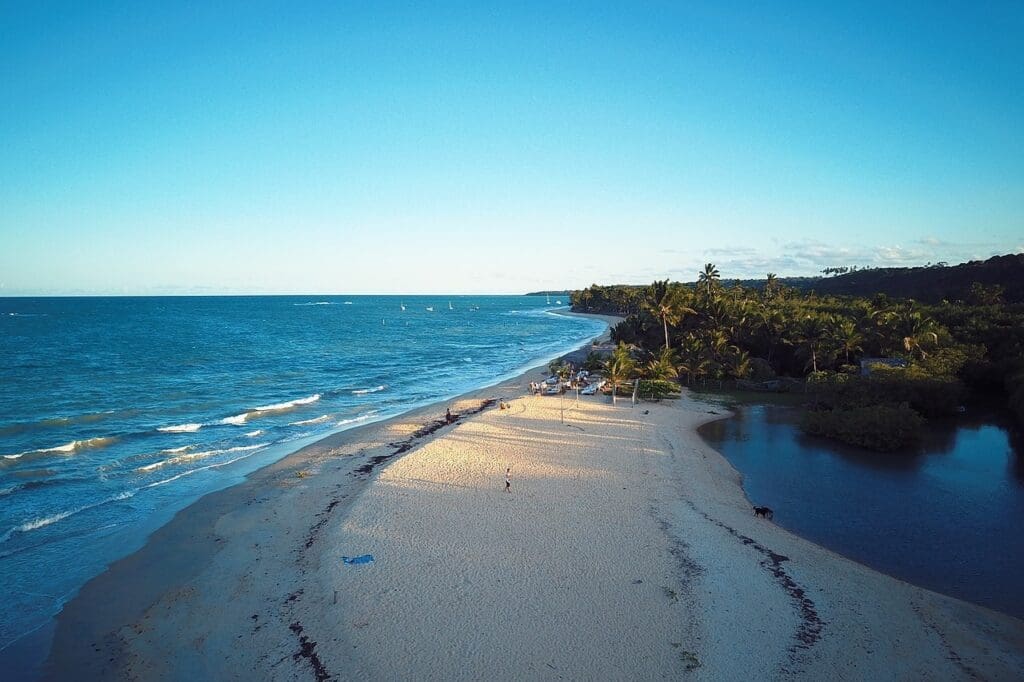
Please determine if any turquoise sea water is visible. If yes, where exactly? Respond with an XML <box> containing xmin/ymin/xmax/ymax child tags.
<box><xmin>0</xmin><ymin>295</ymin><xmax>604</xmax><ymax>654</ymax></box>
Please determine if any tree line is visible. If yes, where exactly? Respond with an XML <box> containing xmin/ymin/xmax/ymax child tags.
<box><xmin>571</xmin><ymin>265</ymin><xmax>1024</xmax><ymax>450</ymax></box>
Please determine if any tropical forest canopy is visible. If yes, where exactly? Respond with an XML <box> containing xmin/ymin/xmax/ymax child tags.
<box><xmin>570</xmin><ymin>257</ymin><xmax>1024</xmax><ymax>450</ymax></box>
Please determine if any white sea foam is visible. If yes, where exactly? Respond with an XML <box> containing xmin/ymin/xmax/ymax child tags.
<box><xmin>158</xmin><ymin>423</ymin><xmax>204</xmax><ymax>433</ymax></box>
<box><xmin>352</xmin><ymin>385</ymin><xmax>386</xmax><ymax>395</ymax></box>
<box><xmin>4</xmin><ymin>436</ymin><xmax>117</xmax><ymax>462</ymax></box>
<box><xmin>2</xmin><ymin>489</ymin><xmax>141</xmax><ymax>543</ymax></box>
<box><xmin>337</xmin><ymin>412</ymin><xmax>377</xmax><ymax>427</ymax></box>
<box><xmin>289</xmin><ymin>415</ymin><xmax>331</xmax><ymax>426</ymax></box>
<box><xmin>254</xmin><ymin>394</ymin><xmax>321</xmax><ymax>412</ymax></box>
<box><xmin>137</xmin><ymin>444</ymin><xmax>266</xmax><ymax>472</ymax></box>
<box><xmin>244</xmin><ymin>430</ymin><xmax>264</xmax><ymax>437</ymax></box>
<box><xmin>16</xmin><ymin>509</ymin><xmax>75</xmax><ymax>534</ymax></box>
<box><xmin>144</xmin><ymin>450</ymin><xmax>262</xmax><ymax>489</ymax></box>
<box><xmin>38</xmin><ymin>442</ymin><xmax>78</xmax><ymax>454</ymax></box>
<box><xmin>220</xmin><ymin>414</ymin><xmax>249</xmax><ymax>426</ymax></box>
<box><xmin>293</xmin><ymin>301</ymin><xmax>338</xmax><ymax>306</ymax></box>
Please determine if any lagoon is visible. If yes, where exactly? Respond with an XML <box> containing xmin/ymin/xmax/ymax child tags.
<box><xmin>698</xmin><ymin>397</ymin><xmax>1024</xmax><ymax>619</ymax></box>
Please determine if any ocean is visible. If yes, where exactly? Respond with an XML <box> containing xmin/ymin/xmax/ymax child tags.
<box><xmin>0</xmin><ymin>295</ymin><xmax>604</xmax><ymax>654</ymax></box>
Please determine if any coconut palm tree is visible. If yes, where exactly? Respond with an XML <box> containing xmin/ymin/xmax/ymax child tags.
<box><xmin>604</xmin><ymin>343</ymin><xmax>636</xmax><ymax>405</ymax></box>
<box><xmin>643</xmin><ymin>280</ymin><xmax>696</xmax><ymax>350</ymax></box>
<box><xmin>676</xmin><ymin>333</ymin><xmax>704</xmax><ymax>385</ymax></box>
<box><xmin>724</xmin><ymin>348</ymin><xmax>752</xmax><ymax>380</ymax></box>
<box><xmin>698</xmin><ymin>263</ymin><xmax>721</xmax><ymax>298</ymax></box>
<box><xmin>794</xmin><ymin>315</ymin><xmax>832</xmax><ymax>373</ymax></box>
<box><xmin>833</xmin><ymin>318</ymin><xmax>864</xmax><ymax>365</ymax></box>
<box><xmin>879</xmin><ymin>304</ymin><xmax>940</xmax><ymax>359</ymax></box>
<box><xmin>755</xmin><ymin>308</ymin><xmax>789</xmax><ymax>366</ymax></box>
<box><xmin>897</xmin><ymin>309</ymin><xmax>939</xmax><ymax>360</ymax></box>
<box><xmin>644</xmin><ymin>347</ymin><xmax>679</xmax><ymax>381</ymax></box>
<box><xmin>764</xmin><ymin>273</ymin><xmax>779</xmax><ymax>300</ymax></box>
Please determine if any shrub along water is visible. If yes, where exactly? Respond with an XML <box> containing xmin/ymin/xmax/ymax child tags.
<box><xmin>801</xmin><ymin>403</ymin><xmax>925</xmax><ymax>451</ymax></box>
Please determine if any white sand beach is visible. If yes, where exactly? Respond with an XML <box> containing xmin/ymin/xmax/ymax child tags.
<box><xmin>44</xmin><ymin>325</ymin><xmax>1024</xmax><ymax>680</ymax></box>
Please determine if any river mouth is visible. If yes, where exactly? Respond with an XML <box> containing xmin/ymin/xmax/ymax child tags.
<box><xmin>696</xmin><ymin>390</ymin><xmax>1024</xmax><ymax>620</ymax></box>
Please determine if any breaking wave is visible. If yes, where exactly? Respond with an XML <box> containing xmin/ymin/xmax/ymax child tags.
<box><xmin>1</xmin><ymin>436</ymin><xmax>118</xmax><ymax>466</ymax></box>
<box><xmin>158</xmin><ymin>423</ymin><xmax>204</xmax><ymax>433</ymax></box>
<box><xmin>136</xmin><ymin>444</ymin><xmax>266</xmax><ymax>473</ymax></box>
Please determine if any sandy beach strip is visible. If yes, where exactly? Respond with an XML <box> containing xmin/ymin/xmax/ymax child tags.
<box><xmin>44</xmin><ymin>318</ymin><xmax>1024</xmax><ymax>680</ymax></box>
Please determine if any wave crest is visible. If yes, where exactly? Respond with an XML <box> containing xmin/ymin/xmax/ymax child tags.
<box><xmin>254</xmin><ymin>394</ymin><xmax>321</xmax><ymax>412</ymax></box>
<box><xmin>352</xmin><ymin>385</ymin><xmax>386</xmax><ymax>395</ymax></box>
<box><xmin>1</xmin><ymin>436</ymin><xmax>118</xmax><ymax>466</ymax></box>
<box><xmin>137</xmin><ymin>444</ymin><xmax>266</xmax><ymax>472</ymax></box>
<box><xmin>158</xmin><ymin>423</ymin><xmax>203</xmax><ymax>433</ymax></box>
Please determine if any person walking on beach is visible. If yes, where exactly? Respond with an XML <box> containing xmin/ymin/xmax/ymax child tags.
<box><xmin>446</xmin><ymin>407</ymin><xmax>453</xmax><ymax>424</ymax></box>
<box><xmin>504</xmin><ymin>467</ymin><xmax>511</xmax><ymax>493</ymax></box>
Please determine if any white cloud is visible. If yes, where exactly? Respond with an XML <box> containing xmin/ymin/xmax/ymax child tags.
<box><xmin>646</xmin><ymin>237</ymin><xmax>1020</xmax><ymax>281</ymax></box>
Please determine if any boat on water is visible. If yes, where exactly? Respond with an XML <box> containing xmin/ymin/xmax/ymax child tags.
<box><xmin>426</xmin><ymin>306</ymin><xmax>434</xmax><ymax>312</ymax></box>
<box><xmin>400</xmin><ymin>302</ymin><xmax>406</xmax><ymax>311</ymax></box>
<box><xmin>448</xmin><ymin>301</ymin><xmax>454</xmax><ymax>310</ymax></box>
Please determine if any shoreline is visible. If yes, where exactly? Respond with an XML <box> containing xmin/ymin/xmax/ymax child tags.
<box><xmin>39</xmin><ymin>311</ymin><xmax>1024</xmax><ymax>678</ymax></box>
<box><xmin>37</xmin><ymin>312</ymin><xmax>619</xmax><ymax>679</ymax></box>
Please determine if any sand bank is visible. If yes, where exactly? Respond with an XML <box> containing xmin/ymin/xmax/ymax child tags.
<box><xmin>44</xmin><ymin>320</ymin><xmax>1024</xmax><ymax>680</ymax></box>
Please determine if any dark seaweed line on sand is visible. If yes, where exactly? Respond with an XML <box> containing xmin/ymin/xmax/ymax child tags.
<box><xmin>284</xmin><ymin>399</ymin><xmax>498</xmax><ymax>681</ymax></box>
<box><xmin>289</xmin><ymin>620</ymin><xmax>332</xmax><ymax>682</ymax></box>
<box><xmin>353</xmin><ymin>399</ymin><xmax>496</xmax><ymax>477</ymax></box>
<box><xmin>911</xmin><ymin>603</ymin><xmax>983</xmax><ymax>680</ymax></box>
<box><xmin>682</xmin><ymin>498</ymin><xmax>825</xmax><ymax>663</ymax></box>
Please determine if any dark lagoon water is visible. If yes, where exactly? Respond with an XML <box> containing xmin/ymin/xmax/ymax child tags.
<box><xmin>0</xmin><ymin>295</ymin><xmax>604</xmax><ymax>658</ymax></box>
<box><xmin>698</xmin><ymin>396</ymin><xmax>1024</xmax><ymax>619</ymax></box>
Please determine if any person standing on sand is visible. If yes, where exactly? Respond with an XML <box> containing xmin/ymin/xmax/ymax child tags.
<box><xmin>504</xmin><ymin>467</ymin><xmax>511</xmax><ymax>493</ymax></box>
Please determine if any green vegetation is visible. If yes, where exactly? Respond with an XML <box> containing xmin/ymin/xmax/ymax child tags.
<box><xmin>801</xmin><ymin>404</ymin><xmax>925</xmax><ymax>451</ymax></box>
<box><xmin>572</xmin><ymin>259</ymin><xmax>1024</xmax><ymax>451</ymax></box>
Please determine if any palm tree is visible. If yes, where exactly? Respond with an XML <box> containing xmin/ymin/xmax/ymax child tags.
<box><xmin>677</xmin><ymin>334</ymin><xmax>703</xmax><ymax>385</ymax></box>
<box><xmin>833</xmin><ymin>318</ymin><xmax>864</xmax><ymax>365</ymax></box>
<box><xmin>604</xmin><ymin>343</ymin><xmax>636</xmax><ymax>405</ymax></box>
<box><xmin>724</xmin><ymin>348</ymin><xmax>752</xmax><ymax>380</ymax></box>
<box><xmin>755</xmin><ymin>308</ymin><xmax>788</xmax><ymax>366</ymax></box>
<box><xmin>644</xmin><ymin>347</ymin><xmax>679</xmax><ymax>381</ymax></box>
<box><xmin>897</xmin><ymin>309</ymin><xmax>939</xmax><ymax>360</ymax></box>
<box><xmin>794</xmin><ymin>315</ymin><xmax>832</xmax><ymax>373</ymax></box>
<box><xmin>643</xmin><ymin>280</ymin><xmax>695</xmax><ymax>350</ymax></box>
<box><xmin>764</xmin><ymin>273</ymin><xmax>778</xmax><ymax>300</ymax></box>
<box><xmin>880</xmin><ymin>304</ymin><xmax>940</xmax><ymax>359</ymax></box>
<box><xmin>699</xmin><ymin>263</ymin><xmax>721</xmax><ymax>298</ymax></box>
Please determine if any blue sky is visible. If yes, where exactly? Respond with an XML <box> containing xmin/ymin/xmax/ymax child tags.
<box><xmin>1</xmin><ymin>1</ymin><xmax>1021</xmax><ymax>294</ymax></box>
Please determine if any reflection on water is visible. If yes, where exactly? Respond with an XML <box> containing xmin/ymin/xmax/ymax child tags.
<box><xmin>699</xmin><ymin>398</ymin><xmax>1024</xmax><ymax>619</ymax></box>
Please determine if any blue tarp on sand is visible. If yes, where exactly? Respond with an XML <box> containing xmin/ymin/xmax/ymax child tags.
<box><xmin>342</xmin><ymin>554</ymin><xmax>374</xmax><ymax>565</ymax></box>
